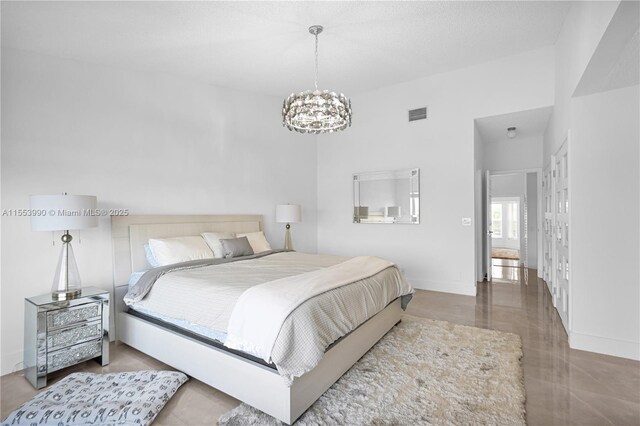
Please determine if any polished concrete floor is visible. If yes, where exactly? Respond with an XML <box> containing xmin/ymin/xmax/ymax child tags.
<box><xmin>2</xmin><ymin>265</ymin><xmax>639</xmax><ymax>425</ymax></box>
<box><xmin>408</xmin><ymin>261</ymin><xmax>640</xmax><ymax>425</ymax></box>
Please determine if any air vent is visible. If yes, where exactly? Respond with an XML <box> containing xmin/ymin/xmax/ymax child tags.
<box><xmin>408</xmin><ymin>107</ymin><xmax>428</xmax><ymax>122</ymax></box>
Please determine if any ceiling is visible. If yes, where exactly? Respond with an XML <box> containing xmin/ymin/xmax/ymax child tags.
<box><xmin>1</xmin><ymin>1</ymin><xmax>571</xmax><ymax>97</ymax></box>
<box><xmin>475</xmin><ymin>106</ymin><xmax>553</xmax><ymax>143</ymax></box>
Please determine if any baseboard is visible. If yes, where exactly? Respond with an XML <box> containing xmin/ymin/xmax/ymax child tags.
<box><xmin>407</xmin><ymin>277</ymin><xmax>476</xmax><ymax>296</ymax></box>
<box><xmin>570</xmin><ymin>331</ymin><xmax>640</xmax><ymax>361</ymax></box>
<box><xmin>1</xmin><ymin>349</ymin><xmax>24</xmax><ymax>377</ymax></box>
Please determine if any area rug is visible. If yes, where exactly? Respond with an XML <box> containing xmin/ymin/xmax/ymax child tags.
<box><xmin>219</xmin><ymin>316</ymin><xmax>525</xmax><ymax>426</ymax></box>
<box><xmin>1</xmin><ymin>370</ymin><xmax>187</xmax><ymax>426</ymax></box>
<box><xmin>492</xmin><ymin>247</ymin><xmax>520</xmax><ymax>260</ymax></box>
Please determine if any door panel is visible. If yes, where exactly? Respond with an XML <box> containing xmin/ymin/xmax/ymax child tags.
<box><xmin>485</xmin><ymin>170</ymin><xmax>492</xmax><ymax>281</ymax></box>
<box><xmin>523</xmin><ymin>191</ymin><xmax>528</xmax><ymax>283</ymax></box>
<box><xmin>543</xmin><ymin>165</ymin><xmax>554</xmax><ymax>297</ymax></box>
<box><xmin>555</xmin><ymin>141</ymin><xmax>570</xmax><ymax>331</ymax></box>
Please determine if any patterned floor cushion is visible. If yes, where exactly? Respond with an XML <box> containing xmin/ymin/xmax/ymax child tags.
<box><xmin>2</xmin><ymin>370</ymin><xmax>188</xmax><ymax>425</ymax></box>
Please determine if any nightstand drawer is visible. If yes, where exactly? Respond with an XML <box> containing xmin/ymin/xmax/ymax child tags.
<box><xmin>47</xmin><ymin>302</ymin><xmax>101</xmax><ymax>329</ymax></box>
<box><xmin>47</xmin><ymin>320</ymin><xmax>102</xmax><ymax>352</ymax></box>
<box><xmin>47</xmin><ymin>339</ymin><xmax>102</xmax><ymax>373</ymax></box>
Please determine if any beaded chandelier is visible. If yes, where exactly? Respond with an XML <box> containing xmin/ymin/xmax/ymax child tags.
<box><xmin>282</xmin><ymin>25</ymin><xmax>352</xmax><ymax>134</ymax></box>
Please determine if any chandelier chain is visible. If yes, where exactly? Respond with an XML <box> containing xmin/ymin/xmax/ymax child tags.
<box><xmin>314</xmin><ymin>32</ymin><xmax>319</xmax><ymax>90</ymax></box>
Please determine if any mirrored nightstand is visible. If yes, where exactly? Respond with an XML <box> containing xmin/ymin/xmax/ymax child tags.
<box><xmin>24</xmin><ymin>286</ymin><xmax>109</xmax><ymax>389</ymax></box>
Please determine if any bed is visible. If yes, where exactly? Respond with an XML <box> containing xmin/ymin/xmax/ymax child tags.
<box><xmin>111</xmin><ymin>215</ymin><xmax>412</xmax><ymax>424</ymax></box>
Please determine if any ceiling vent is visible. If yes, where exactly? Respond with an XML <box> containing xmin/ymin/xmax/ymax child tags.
<box><xmin>408</xmin><ymin>107</ymin><xmax>428</xmax><ymax>122</ymax></box>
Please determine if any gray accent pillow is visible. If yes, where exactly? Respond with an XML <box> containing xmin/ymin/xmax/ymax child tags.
<box><xmin>220</xmin><ymin>237</ymin><xmax>254</xmax><ymax>258</ymax></box>
<box><xmin>201</xmin><ymin>231</ymin><xmax>237</xmax><ymax>258</ymax></box>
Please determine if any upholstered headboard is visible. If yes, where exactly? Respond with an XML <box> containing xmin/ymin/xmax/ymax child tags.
<box><xmin>111</xmin><ymin>214</ymin><xmax>263</xmax><ymax>313</ymax></box>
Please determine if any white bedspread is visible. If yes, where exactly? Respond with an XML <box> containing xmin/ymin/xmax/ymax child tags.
<box><xmin>225</xmin><ymin>256</ymin><xmax>395</xmax><ymax>362</ymax></box>
<box><xmin>129</xmin><ymin>252</ymin><xmax>413</xmax><ymax>384</ymax></box>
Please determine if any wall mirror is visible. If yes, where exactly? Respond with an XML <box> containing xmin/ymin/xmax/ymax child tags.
<box><xmin>353</xmin><ymin>168</ymin><xmax>420</xmax><ymax>224</ymax></box>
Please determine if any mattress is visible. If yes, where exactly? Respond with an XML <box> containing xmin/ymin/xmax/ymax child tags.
<box><xmin>128</xmin><ymin>305</ymin><xmax>228</xmax><ymax>342</ymax></box>
<box><xmin>128</xmin><ymin>252</ymin><xmax>350</xmax><ymax>336</ymax></box>
<box><xmin>126</xmin><ymin>251</ymin><xmax>413</xmax><ymax>383</ymax></box>
<box><xmin>127</xmin><ymin>308</ymin><xmax>274</xmax><ymax>368</ymax></box>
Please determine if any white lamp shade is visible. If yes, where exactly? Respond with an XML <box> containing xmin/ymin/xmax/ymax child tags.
<box><xmin>30</xmin><ymin>195</ymin><xmax>98</xmax><ymax>231</ymax></box>
<box><xmin>276</xmin><ymin>204</ymin><xmax>301</xmax><ymax>223</ymax></box>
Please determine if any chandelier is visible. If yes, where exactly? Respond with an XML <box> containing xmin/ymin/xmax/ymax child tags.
<box><xmin>282</xmin><ymin>25</ymin><xmax>352</xmax><ymax>134</ymax></box>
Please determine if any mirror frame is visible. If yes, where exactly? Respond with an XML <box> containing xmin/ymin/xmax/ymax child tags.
<box><xmin>353</xmin><ymin>167</ymin><xmax>420</xmax><ymax>224</ymax></box>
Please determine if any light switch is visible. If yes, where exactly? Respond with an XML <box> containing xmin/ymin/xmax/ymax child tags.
<box><xmin>461</xmin><ymin>217</ymin><xmax>472</xmax><ymax>226</ymax></box>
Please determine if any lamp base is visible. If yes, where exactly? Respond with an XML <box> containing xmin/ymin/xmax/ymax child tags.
<box><xmin>284</xmin><ymin>224</ymin><xmax>294</xmax><ymax>251</ymax></box>
<box><xmin>52</xmin><ymin>232</ymin><xmax>83</xmax><ymax>300</ymax></box>
<box><xmin>52</xmin><ymin>289</ymin><xmax>82</xmax><ymax>301</ymax></box>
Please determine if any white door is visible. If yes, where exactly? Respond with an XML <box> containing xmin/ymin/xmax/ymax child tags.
<box><xmin>485</xmin><ymin>170</ymin><xmax>492</xmax><ymax>281</ymax></box>
<box><xmin>542</xmin><ymin>164</ymin><xmax>554</xmax><ymax>296</ymax></box>
<box><xmin>522</xmin><ymin>191</ymin><xmax>529</xmax><ymax>282</ymax></box>
<box><xmin>555</xmin><ymin>140</ymin><xmax>570</xmax><ymax>330</ymax></box>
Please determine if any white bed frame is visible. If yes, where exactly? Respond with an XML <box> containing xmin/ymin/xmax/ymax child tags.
<box><xmin>111</xmin><ymin>215</ymin><xmax>402</xmax><ymax>424</ymax></box>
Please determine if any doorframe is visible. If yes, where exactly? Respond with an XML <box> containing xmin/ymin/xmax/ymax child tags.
<box><xmin>483</xmin><ymin>168</ymin><xmax>543</xmax><ymax>276</ymax></box>
<box><xmin>485</xmin><ymin>170</ymin><xmax>492</xmax><ymax>282</ymax></box>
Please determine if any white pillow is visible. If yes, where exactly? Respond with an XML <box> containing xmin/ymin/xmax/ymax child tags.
<box><xmin>237</xmin><ymin>231</ymin><xmax>272</xmax><ymax>254</ymax></box>
<box><xmin>144</xmin><ymin>244</ymin><xmax>161</xmax><ymax>268</ymax></box>
<box><xmin>148</xmin><ymin>236</ymin><xmax>214</xmax><ymax>266</ymax></box>
<box><xmin>201</xmin><ymin>232</ymin><xmax>237</xmax><ymax>258</ymax></box>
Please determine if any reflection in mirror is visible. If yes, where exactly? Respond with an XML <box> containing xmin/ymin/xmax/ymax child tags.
<box><xmin>353</xmin><ymin>168</ymin><xmax>419</xmax><ymax>224</ymax></box>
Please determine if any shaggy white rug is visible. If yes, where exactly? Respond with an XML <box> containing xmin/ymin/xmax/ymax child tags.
<box><xmin>218</xmin><ymin>316</ymin><xmax>525</xmax><ymax>426</ymax></box>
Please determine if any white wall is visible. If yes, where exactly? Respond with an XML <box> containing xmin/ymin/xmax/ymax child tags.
<box><xmin>0</xmin><ymin>48</ymin><xmax>319</xmax><ymax>374</ymax></box>
<box><xmin>544</xmin><ymin>1</ymin><xmax>620</xmax><ymax>159</ymax></box>
<box><xmin>317</xmin><ymin>47</ymin><xmax>555</xmax><ymax>296</ymax></box>
<box><xmin>491</xmin><ymin>174</ymin><xmax>525</xmax><ymax>198</ymax></box>
<box><xmin>542</xmin><ymin>0</ymin><xmax>640</xmax><ymax>360</ymax></box>
<box><xmin>474</xmin><ymin>124</ymin><xmax>485</xmax><ymax>281</ymax></box>
<box><xmin>483</xmin><ymin>135</ymin><xmax>543</xmax><ymax>171</ymax></box>
<box><xmin>569</xmin><ymin>85</ymin><xmax>640</xmax><ymax>360</ymax></box>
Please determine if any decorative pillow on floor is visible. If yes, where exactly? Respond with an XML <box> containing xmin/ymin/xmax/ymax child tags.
<box><xmin>1</xmin><ymin>370</ymin><xmax>187</xmax><ymax>426</ymax></box>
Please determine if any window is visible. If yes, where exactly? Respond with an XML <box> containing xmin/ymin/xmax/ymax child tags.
<box><xmin>508</xmin><ymin>202</ymin><xmax>518</xmax><ymax>239</ymax></box>
<box><xmin>491</xmin><ymin>199</ymin><xmax>519</xmax><ymax>240</ymax></box>
<box><xmin>491</xmin><ymin>204</ymin><xmax>502</xmax><ymax>238</ymax></box>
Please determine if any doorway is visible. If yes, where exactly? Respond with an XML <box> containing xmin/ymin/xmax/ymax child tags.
<box><xmin>490</xmin><ymin>195</ymin><xmax>522</xmax><ymax>282</ymax></box>
<box><xmin>484</xmin><ymin>170</ymin><xmax>541</xmax><ymax>284</ymax></box>
<box><xmin>473</xmin><ymin>106</ymin><xmax>552</xmax><ymax>286</ymax></box>
<box><xmin>490</xmin><ymin>197</ymin><xmax>520</xmax><ymax>261</ymax></box>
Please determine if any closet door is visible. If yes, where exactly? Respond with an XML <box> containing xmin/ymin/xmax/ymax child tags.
<box><xmin>542</xmin><ymin>164</ymin><xmax>554</xmax><ymax>297</ymax></box>
<box><xmin>555</xmin><ymin>140</ymin><xmax>570</xmax><ymax>331</ymax></box>
<box><xmin>523</xmin><ymin>192</ymin><xmax>529</xmax><ymax>283</ymax></box>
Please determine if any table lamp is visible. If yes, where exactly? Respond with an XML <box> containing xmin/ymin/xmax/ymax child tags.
<box><xmin>30</xmin><ymin>194</ymin><xmax>98</xmax><ymax>300</ymax></box>
<box><xmin>276</xmin><ymin>204</ymin><xmax>301</xmax><ymax>251</ymax></box>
